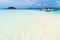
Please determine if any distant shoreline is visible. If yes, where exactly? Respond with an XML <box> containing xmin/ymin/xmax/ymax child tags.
<box><xmin>0</xmin><ymin>8</ymin><xmax>60</xmax><ymax>10</ymax></box>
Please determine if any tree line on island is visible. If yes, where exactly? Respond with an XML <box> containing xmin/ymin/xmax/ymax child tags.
<box><xmin>7</xmin><ymin>7</ymin><xmax>16</xmax><ymax>9</ymax></box>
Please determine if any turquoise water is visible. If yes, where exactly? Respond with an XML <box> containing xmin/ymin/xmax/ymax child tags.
<box><xmin>41</xmin><ymin>9</ymin><xmax>60</xmax><ymax>14</ymax></box>
<box><xmin>0</xmin><ymin>9</ymin><xmax>60</xmax><ymax>14</ymax></box>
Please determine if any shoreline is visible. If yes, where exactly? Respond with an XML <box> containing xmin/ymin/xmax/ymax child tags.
<box><xmin>0</xmin><ymin>10</ymin><xmax>60</xmax><ymax>40</ymax></box>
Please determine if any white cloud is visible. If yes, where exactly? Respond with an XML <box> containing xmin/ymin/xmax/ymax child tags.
<box><xmin>7</xmin><ymin>0</ymin><xmax>38</xmax><ymax>6</ymax></box>
<box><xmin>0</xmin><ymin>0</ymin><xmax>9</xmax><ymax>3</ymax></box>
<box><xmin>43</xmin><ymin>4</ymin><xmax>47</xmax><ymax>6</ymax></box>
<box><xmin>24</xmin><ymin>0</ymin><xmax>38</xmax><ymax>5</ymax></box>
<box><xmin>56</xmin><ymin>1</ymin><xmax>60</xmax><ymax>6</ymax></box>
<box><xmin>37</xmin><ymin>4</ymin><xmax>41</xmax><ymax>6</ymax></box>
<box><xmin>56</xmin><ymin>1</ymin><xmax>60</xmax><ymax>3</ymax></box>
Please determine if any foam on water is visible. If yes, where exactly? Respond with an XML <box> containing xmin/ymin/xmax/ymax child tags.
<box><xmin>0</xmin><ymin>10</ymin><xmax>60</xmax><ymax>40</ymax></box>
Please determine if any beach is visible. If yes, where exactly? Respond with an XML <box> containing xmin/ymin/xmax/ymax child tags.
<box><xmin>0</xmin><ymin>10</ymin><xmax>60</xmax><ymax>40</ymax></box>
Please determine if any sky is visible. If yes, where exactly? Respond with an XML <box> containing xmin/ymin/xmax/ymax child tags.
<box><xmin>0</xmin><ymin>0</ymin><xmax>60</xmax><ymax>8</ymax></box>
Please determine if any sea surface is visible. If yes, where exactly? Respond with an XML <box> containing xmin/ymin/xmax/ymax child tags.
<box><xmin>0</xmin><ymin>9</ymin><xmax>60</xmax><ymax>40</ymax></box>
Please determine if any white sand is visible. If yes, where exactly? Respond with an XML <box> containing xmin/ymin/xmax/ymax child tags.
<box><xmin>0</xmin><ymin>10</ymin><xmax>60</xmax><ymax>40</ymax></box>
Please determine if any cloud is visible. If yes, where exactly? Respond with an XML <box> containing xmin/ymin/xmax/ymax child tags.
<box><xmin>57</xmin><ymin>3</ymin><xmax>60</xmax><ymax>6</ymax></box>
<box><xmin>0</xmin><ymin>0</ymin><xmax>60</xmax><ymax>8</ymax></box>
<box><xmin>37</xmin><ymin>4</ymin><xmax>41</xmax><ymax>6</ymax></box>
<box><xmin>24</xmin><ymin>0</ymin><xmax>38</xmax><ymax>5</ymax></box>
<box><xmin>56</xmin><ymin>1</ymin><xmax>60</xmax><ymax>3</ymax></box>
<box><xmin>0</xmin><ymin>0</ymin><xmax>9</xmax><ymax>3</ymax></box>
<box><xmin>56</xmin><ymin>1</ymin><xmax>60</xmax><ymax>6</ymax></box>
<box><xmin>43</xmin><ymin>4</ymin><xmax>47</xmax><ymax>6</ymax></box>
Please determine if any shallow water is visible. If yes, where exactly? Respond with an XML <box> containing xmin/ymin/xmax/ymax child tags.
<box><xmin>0</xmin><ymin>10</ymin><xmax>60</xmax><ymax>40</ymax></box>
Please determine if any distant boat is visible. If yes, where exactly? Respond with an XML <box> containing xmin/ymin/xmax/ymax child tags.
<box><xmin>45</xmin><ymin>6</ymin><xmax>58</xmax><ymax>12</ymax></box>
<box><xmin>45</xmin><ymin>6</ymin><xmax>51</xmax><ymax>11</ymax></box>
<box><xmin>7</xmin><ymin>7</ymin><xmax>16</xmax><ymax>9</ymax></box>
